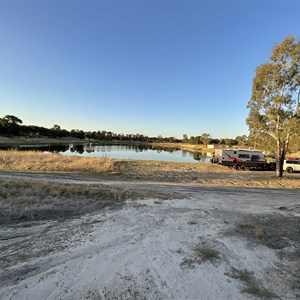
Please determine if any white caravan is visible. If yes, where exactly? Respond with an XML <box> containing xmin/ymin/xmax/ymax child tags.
<box><xmin>211</xmin><ymin>149</ymin><xmax>266</xmax><ymax>170</ymax></box>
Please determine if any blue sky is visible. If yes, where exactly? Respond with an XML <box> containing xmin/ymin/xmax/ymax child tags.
<box><xmin>0</xmin><ymin>0</ymin><xmax>299</xmax><ymax>139</ymax></box>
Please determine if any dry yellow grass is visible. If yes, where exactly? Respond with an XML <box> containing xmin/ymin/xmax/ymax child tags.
<box><xmin>0</xmin><ymin>150</ymin><xmax>112</xmax><ymax>173</ymax></box>
<box><xmin>0</xmin><ymin>150</ymin><xmax>299</xmax><ymax>188</ymax></box>
<box><xmin>109</xmin><ymin>160</ymin><xmax>300</xmax><ymax>188</ymax></box>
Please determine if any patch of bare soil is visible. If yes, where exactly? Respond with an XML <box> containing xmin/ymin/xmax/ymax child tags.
<box><xmin>0</xmin><ymin>184</ymin><xmax>299</xmax><ymax>300</ymax></box>
<box><xmin>230</xmin><ymin>212</ymin><xmax>300</xmax><ymax>293</ymax></box>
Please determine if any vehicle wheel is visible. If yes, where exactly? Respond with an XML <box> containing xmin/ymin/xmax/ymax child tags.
<box><xmin>286</xmin><ymin>167</ymin><xmax>293</xmax><ymax>173</ymax></box>
<box><xmin>233</xmin><ymin>164</ymin><xmax>239</xmax><ymax>170</ymax></box>
<box><xmin>240</xmin><ymin>165</ymin><xmax>246</xmax><ymax>171</ymax></box>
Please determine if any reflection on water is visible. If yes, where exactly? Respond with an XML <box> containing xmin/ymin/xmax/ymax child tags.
<box><xmin>0</xmin><ymin>144</ymin><xmax>210</xmax><ymax>163</ymax></box>
<box><xmin>0</xmin><ymin>144</ymin><xmax>69</xmax><ymax>153</ymax></box>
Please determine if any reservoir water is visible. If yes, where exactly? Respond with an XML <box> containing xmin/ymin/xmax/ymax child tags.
<box><xmin>3</xmin><ymin>144</ymin><xmax>211</xmax><ymax>163</ymax></box>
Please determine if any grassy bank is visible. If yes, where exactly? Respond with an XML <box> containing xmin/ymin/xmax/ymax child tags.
<box><xmin>0</xmin><ymin>150</ymin><xmax>112</xmax><ymax>173</ymax></box>
<box><xmin>0</xmin><ymin>179</ymin><xmax>125</xmax><ymax>224</ymax></box>
<box><xmin>0</xmin><ymin>179</ymin><xmax>176</xmax><ymax>224</ymax></box>
<box><xmin>0</xmin><ymin>150</ymin><xmax>299</xmax><ymax>188</ymax></box>
<box><xmin>109</xmin><ymin>159</ymin><xmax>300</xmax><ymax>188</ymax></box>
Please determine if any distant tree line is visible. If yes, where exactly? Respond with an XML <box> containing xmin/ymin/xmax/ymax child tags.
<box><xmin>0</xmin><ymin>115</ymin><xmax>250</xmax><ymax>146</ymax></box>
<box><xmin>2</xmin><ymin>114</ymin><xmax>297</xmax><ymax>150</ymax></box>
<box><xmin>0</xmin><ymin>115</ymin><xmax>181</xmax><ymax>143</ymax></box>
<box><xmin>182</xmin><ymin>133</ymin><xmax>248</xmax><ymax>147</ymax></box>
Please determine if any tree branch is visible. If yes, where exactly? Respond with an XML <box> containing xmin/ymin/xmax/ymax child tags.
<box><xmin>296</xmin><ymin>89</ymin><xmax>300</xmax><ymax>116</ymax></box>
<box><xmin>258</xmin><ymin>129</ymin><xmax>276</xmax><ymax>141</ymax></box>
<box><xmin>263</xmin><ymin>85</ymin><xmax>270</xmax><ymax>93</ymax></box>
<box><xmin>280</xmin><ymin>83</ymin><xmax>285</xmax><ymax>97</ymax></box>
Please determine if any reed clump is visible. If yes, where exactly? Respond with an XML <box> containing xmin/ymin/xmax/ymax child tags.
<box><xmin>0</xmin><ymin>150</ymin><xmax>112</xmax><ymax>174</ymax></box>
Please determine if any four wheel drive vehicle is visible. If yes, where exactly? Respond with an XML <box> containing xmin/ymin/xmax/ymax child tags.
<box><xmin>283</xmin><ymin>159</ymin><xmax>300</xmax><ymax>173</ymax></box>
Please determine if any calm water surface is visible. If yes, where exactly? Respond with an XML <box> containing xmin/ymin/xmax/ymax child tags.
<box><xmin>64</xmin><ymin>144</ymin><xmax>211</xmax><ymax>162</ymax></box>
<box><xmin>3</xmin><ymin>144</ymin><xmax>211</xmax><ymax>163</ymax></box>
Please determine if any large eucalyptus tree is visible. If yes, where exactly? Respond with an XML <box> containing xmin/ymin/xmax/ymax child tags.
<box><xmin>247</xmin><ymin>35</ymin><xmax>300</xmax><ymax>177</ymax></box>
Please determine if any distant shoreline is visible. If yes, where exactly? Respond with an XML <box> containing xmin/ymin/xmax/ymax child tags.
<box><xmin>0</xmin><ymin>136</ymin><xmax>213</xmax><ymax>153</ymax></box>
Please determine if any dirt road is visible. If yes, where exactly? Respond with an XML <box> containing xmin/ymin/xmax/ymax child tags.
<box><xmin>0</xmin><ymin>172</ymin><xmax>299</xmax><ymax>300</ymax></box>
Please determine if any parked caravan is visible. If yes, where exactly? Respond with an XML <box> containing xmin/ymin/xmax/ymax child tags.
<box><xmin>211</xmin><ymin>149</ymin><xmax>266</xmax><ymax>170</ymax></box>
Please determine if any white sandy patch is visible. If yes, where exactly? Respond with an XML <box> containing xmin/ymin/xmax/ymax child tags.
<box><xmin>1</xmin><ymin>189</ymin><xmax>299</xmax><ymax>300</ymax></box>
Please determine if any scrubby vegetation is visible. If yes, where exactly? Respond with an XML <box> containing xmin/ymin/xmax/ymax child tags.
<box><xmin>180</xmin><ymin>245</ymin><xmax>221</xmax><ymax>268</ymax></box>
<box><xmin>0</xmin><ymin>179</ymin><xmax>175</xmax><ymax>224</ymax></box>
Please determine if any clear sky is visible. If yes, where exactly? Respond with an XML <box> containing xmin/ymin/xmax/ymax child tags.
<box><xmin>0</xmin><ymin>0</ymin><xmax>299</xmax><ymax>139</ymax></box>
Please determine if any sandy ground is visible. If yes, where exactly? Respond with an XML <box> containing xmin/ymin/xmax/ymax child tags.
<box><xmin>0</xmin><ymin>174</ymin><xmax>299</xmax><ymax>300</ymax></box>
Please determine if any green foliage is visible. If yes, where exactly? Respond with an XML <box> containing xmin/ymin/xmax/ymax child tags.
<box><xmin>201</xmin><ymin>133</ymin><xmax>211</xmax><ymax>147</ymax></box>
<box><xmin>3</xmin><ymin>115</ymin><xmax>23</xmax><ymax>125</ymax></box>
<box><xmin>235</xmin><ymin>135</ymin><xmax>248</xmax><ymax>146</ymax></box>
<box><xmin>0</xmin><ymin>115</ymin><xmax>23</xmax><ymax>136</ymax></box>
<box><xmin>189</xmin><ymin>135</ymin><xmax>202</xmax><ymax>144</ymax></box>
<box><xmin>247</xmin><ymin>35</ymin><xmax>300</xmax><ymax>176</ymax></box>
<box><xmin>289</xmin><ymin>134</ymin><xmax>300</xmax><ymax>152</ymax></box>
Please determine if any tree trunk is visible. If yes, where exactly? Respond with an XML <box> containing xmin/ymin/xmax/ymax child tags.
<box><xmin>275</xmin><ymin>134</ymin><xmax>290</xmax><ymax>177</ymax></box>
<box><xmin>276</xmin><ymin>153</ymin><xmax>284</xmax><ymax>177</ymax></box>
<box><xmin>276</xmin><ymin>138</ymin><xmax>284</xmax><ymax>178</ymax></box>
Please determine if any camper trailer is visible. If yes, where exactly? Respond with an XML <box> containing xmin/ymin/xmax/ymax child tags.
<box><xmin>211</xmin><ymin>149</ymin><xmax>266</xmax><ymax>170</ymax></box>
